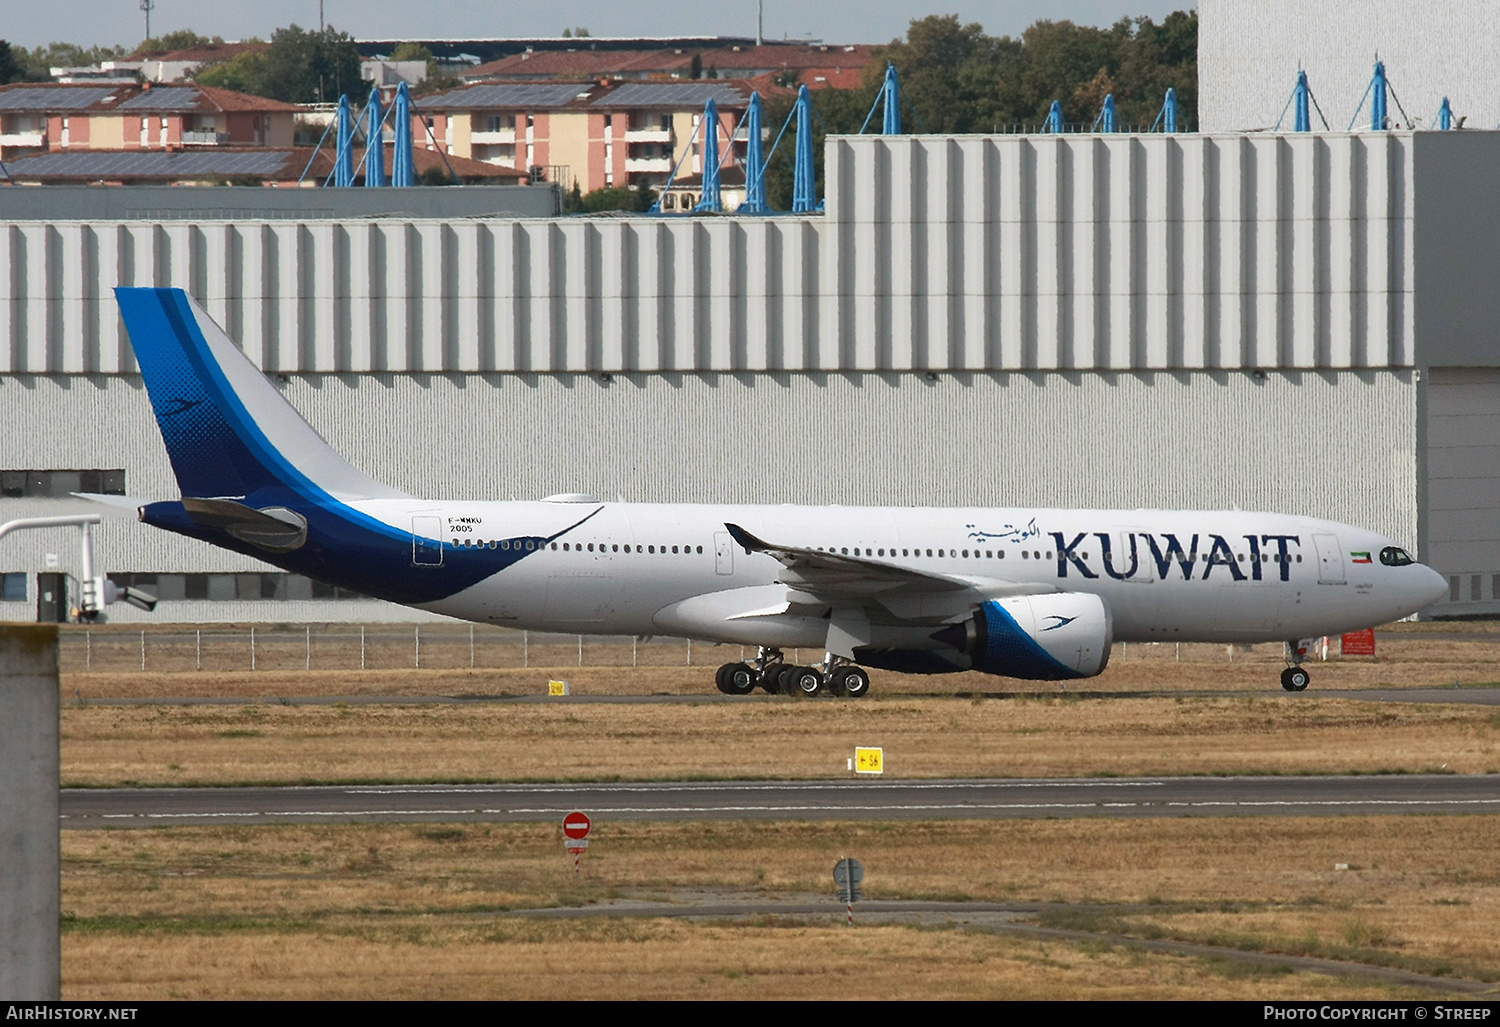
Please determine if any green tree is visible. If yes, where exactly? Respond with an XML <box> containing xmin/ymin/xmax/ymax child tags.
<box><xmin>390</xmin><ymin>42</ymin><xmax>434</xmax><ymax>64</ymax></box>
<box><xmin>0</xmin><ymin>41</ymin><xmax>23</xmax><ymax>85</ymax></box>
<box><xmin>14</xmin><ymin>42</ymin><xmax>128</xmax><ymax>80</ymax></box>
<box><xmin>249</xmin><ymin>24</ymin><xmax>362</xmax><ymax>103</ymax></box>
<box><xmin>139</xmin><ymin>30</ymin><xmax>222</xmax><ymax>53</ymax></box>
<box><xmin>562</xmin><ymin>183</ymin><xmax>658</xmax><ymax>213</ymax></box>
<box><xmin>193</xmin><ymin>47</ymin><xmax>266</xmax><ymax>93</ymax></box>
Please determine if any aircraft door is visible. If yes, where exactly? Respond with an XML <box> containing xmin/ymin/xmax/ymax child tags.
<box><xmin>412</xmin><ymin>515</ymin><xmax>444</xmax><ymax>567</ymax></box>
<box><xmin>714</xmin><ymin>531</ymin><xmax>733</xmax><ymax>575</ymax></box>
<box><xmin>1115</xmin><ymin>530</ymin><xmax>1153</xmax><ymax>582</ymax></box>
<box><xmin>1313</xmin><ymin>533</ymin><xmax>1345</xmax><ymax>584</ymax></box>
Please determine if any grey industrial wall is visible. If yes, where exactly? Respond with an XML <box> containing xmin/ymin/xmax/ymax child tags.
<box><xmin>0</xmin><ymin>133</ymin><xmax>1426</xmax><ymax>374</ymax></box>
<box><xmin>1</xmin><ymin>368</ymin><xmax>1417</xmax><ymax>622</ymax></box>
<box><xmin>1199</xmin><ymin>0</ymin><xmax>1500</xmax><ymax>133</ymax></box>
<box><xmin>6</xmin><ymin>130</ymin><xmax>1498</xmax><ymax>621</ymax></box>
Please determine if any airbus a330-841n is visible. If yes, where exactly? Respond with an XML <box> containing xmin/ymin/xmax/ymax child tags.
<box><xmin>111</xmin><ymin>288</ymin><xmax>1447</xmax><ymax>698</ymax></box>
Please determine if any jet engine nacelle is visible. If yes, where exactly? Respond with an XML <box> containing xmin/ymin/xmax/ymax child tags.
<box><xmin>939</xmin><ymin>592</ymin><xmax>1112</xmax><ymax>680</ymax></box>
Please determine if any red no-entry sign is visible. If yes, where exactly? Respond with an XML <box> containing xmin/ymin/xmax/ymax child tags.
<box><xmin>563</xmin><ymin>811</ymin><xmax>592</xmax><ymax>841</ymax></box>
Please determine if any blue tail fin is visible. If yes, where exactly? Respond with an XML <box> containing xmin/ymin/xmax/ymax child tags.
<box><xmin>115</xmin><ymin>288</ymin><xmax>405</xmax><ymax>503</ymax></box>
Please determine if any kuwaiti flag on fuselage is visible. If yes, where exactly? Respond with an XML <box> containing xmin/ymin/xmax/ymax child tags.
<box><xmin>1351</xmin><ymin>551</ymin><xmax>1373</xmax><ymax>564</ymax></box>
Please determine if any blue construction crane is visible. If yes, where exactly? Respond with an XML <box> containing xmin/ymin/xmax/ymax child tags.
<box><xmin>792</xmin><ymin>85</ymin><xmax>817</xmax><ymax>212</ymax></box>
<box><xmin>1093</xmin><ymin>93</ymin><xmax>1117</xmax><ymax>133</ymax></box>
<box><xmin>694</xmin><ymin>98</ymin><xmax>723</xmax><ymax>213</ymax></box>
<box><xmin>739</xmin><ymin>92</ymin><xmax>770</xmax><ymax>214</ymax></box>
<box><xmin>364</xmin><ymin>87</ymin><xmax>386</xmax><ymax>187</ymax></box>
<box><xmin>1435</xmin><ymin>96</ymin><xmax>1454</xmax><ymax>130</ymax></box>
<box><xmin>1349</xmin><ymin>59</ymin><xmax>1412</xmax><ymax>130</ymax></box>
<box><xmin>1275</xmin><ymin>69</ymin><xmax>1330</xmax><ymax>132</ymax></box>
<box><xmin>1150</xmin><ymin>88</ymin><xmax>1179</xmax><ymax>132</ymax></box>
<box><xmin>858</xmin><ymin>64</ymin><xmax>905</xmax><ymax>135</ymax></box>
<box><xmin>391</xmin><ymin>82</ymin><xmax>415</xmax><ymax>187</ymax></box>
<box><xmin>1045</xmin><ymin>100</ymin><xmax>1064</xmax><ymax>133</ymax></box>
<box><xmin>334</xmin><ymin>94</ymin><xmax>355</xmax><ymax>186</ymax></box>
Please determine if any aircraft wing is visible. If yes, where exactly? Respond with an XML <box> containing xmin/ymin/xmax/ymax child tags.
<box><xmin>724</xmin><ymin>522</ymin><xmax>1052</xmax><ymax>612</ymax></box>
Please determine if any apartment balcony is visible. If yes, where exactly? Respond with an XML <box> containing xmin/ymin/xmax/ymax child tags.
<box><xmin>625</xmin><ymin>156</ymin><xmax>672</xmax><ymax>173</ymax></box>
<box><xmin>0</xmin><ymin>131</ymin><xmax>44</xmax><ymax>148</ymax></box>
<box><xmin>180</xmin><ymin>130</ymin><xmax>231</xmax><ymax>146</ymax></box>
<box><xmin>471</xmin><ymin>129</ymin><xmax>517</xmax><ymax>144</ymax></box>
<box><xmin>624</xmin><ymin>128</ymin><xmax>672</xmax><ymax>143</ymax></box>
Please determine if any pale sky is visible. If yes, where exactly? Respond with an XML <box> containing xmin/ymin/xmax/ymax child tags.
<box><xmin>10</xmin><ymin>2</ymin><xmax>1193</xmax><ymax>51</ymax></box>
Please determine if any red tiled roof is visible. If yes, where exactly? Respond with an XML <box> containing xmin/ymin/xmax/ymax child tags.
<box><xmin>188</xmin><ymin>84</ymin><xmax>302</xmax><ymax>114</ymax></box>
<box><xmin>466</xmin><ymin>48</ymin><xmax>699</xmax><ymax>81</ymax></box>
<box><xmin>701</xmin><ymin>43</ymin><xmax>877</xmax><ymax>72</ymax></box>
<box><xmin>1</xmin><ymin>146</ymin><xmax>523</xmax><ymax>185</ymax></box>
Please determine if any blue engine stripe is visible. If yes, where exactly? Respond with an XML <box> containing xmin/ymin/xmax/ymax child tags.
<box><xmin>972</xmin><ymin>600</ymin><xmax>1083</xmax><ymax>680</ymax></box>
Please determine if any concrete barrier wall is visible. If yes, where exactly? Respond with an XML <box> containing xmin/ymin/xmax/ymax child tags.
<box><xmin>0</xmin><ymin>623</ymin><xmax>59</xmax><ymax>1001</ymax></box>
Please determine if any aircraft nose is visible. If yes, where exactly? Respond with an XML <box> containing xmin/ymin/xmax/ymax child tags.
<box><xmin>1415</xmin><ymin>564</ymin><xmax>1448</xmax><ymax>609</ymax></box>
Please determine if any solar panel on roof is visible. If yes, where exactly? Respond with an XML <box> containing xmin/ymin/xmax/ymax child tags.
<box><xmin>0</xmin><ymin>86</ymin><xmax>118</xmax><ymax>111</ymax></box>
<box><xmin>418</xmin><ymin>83</ymin><xmax>590</xmax><ymax>109</ymax></box>
<box><xmin>600</xmin><ymin>82</ymin><xmax>748</xmax><ymax>107</ymax></box>
<box><xmin>118</xmin><ymin>87</ymin><xmax>201</xmax><ymax>111</ymax></box>
<box><xmin>5</xmin><ymin>150</ymin><xmax>292</xmax><ymax>177</ymax></box>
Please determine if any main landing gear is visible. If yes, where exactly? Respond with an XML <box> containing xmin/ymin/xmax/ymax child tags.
<box><xmin>1281</xmin><ymin>641</ymin><xmax>1311</xmax><ymax>692</ymax></box>
<box><xmin>714</xmin><ymin>648</ymin><xmax>872</xmax><ymax>699</ymax></box>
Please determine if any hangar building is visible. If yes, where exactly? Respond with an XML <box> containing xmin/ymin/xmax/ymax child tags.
<box><xmin>2</xmin><ymin>129</ymin><xmax>1498</xmax><ymax>620</ymax></box>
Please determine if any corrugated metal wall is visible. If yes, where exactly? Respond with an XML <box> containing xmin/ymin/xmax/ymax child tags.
<box><xmin>824</xmin><ymin>134</ymin><xmax>1414</xmax><ymax>370</ymax></box>
<box><xmin>0</xmin><ymin>132</ymin><xmax>1417</xmax><ymax>375</ymax></box>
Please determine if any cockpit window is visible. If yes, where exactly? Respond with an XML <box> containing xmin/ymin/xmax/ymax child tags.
<box><xmin>1380</xmin><ymin>546</ymin><xmax>1414</xmax><ymax>566</ymax></box>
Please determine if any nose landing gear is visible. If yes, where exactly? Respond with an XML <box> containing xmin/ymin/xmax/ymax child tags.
<box><xmin>1280</xmin><ymin>666</ymin><xmax>1311</xmax><ymax>691</ymax></box>
<box><xmin>1281</xmin><ymin>640</ymin><xmax>1312</xmax><ymax>691</ymax></box>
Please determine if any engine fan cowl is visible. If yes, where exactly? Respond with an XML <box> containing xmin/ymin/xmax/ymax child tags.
<box><xmin>934</xmin><ymin>593</ymin><xmax>1113</xmax><ymax>680</ymax></box>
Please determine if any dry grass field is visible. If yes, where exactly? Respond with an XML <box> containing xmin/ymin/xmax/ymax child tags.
<box><xmin>59</xmin><ymin>694</ymin><xmax>1500</xmax><ymax>787</ymax></box>
<box><xmin>51</xmin><ymin>619</ymin><xmax>1500</xmax><ymax>999</ymax></box>
<box><xmin>61</xmin><ymin>816</ymin><xmax>1499</xmax><ymax>1000</ymax></box>
<box><xmin>55</xmin><ymin>619</ymin><xmax>1500</xmax><ymax>699</ymax></box>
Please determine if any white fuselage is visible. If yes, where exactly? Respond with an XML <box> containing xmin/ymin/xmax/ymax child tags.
<box><xmin>346</xmin><ymin>499</ymin><xmax>1445</xmax><ymax>647</ymax></box>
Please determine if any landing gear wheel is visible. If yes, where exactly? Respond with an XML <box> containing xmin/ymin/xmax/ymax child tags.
<box><xmin>1281</xmin><ymin>666</ymin><xmax>1310</xmax><ymax>692</ymax></box>
<box><xmin>789</xmin><ymin>665</ymin><xmax>824</xmax><ymax>697</ymax></box>
<box><xmin>758</xmin><ymin>663</ymin><xmax>784</xmax><ymax>694</ymax></box>
<box><xmin>714</xmin><ymin>663</ymin><xmax>734</xmax><ymax>694</ymax></box>
<box><xmin>721</xmin><ymin>662</ymin><xmax>757</xmax><ymax>695</ymax></box>
<box><xmin>835</xmin><ymin>666</ymin><xmax>871</xmax><ymax>699</ymax></box>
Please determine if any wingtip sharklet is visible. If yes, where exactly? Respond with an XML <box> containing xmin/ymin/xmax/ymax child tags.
<box><xmin>724</xmin><ymin>522</ymin><xmax>769</xmax><ymax>553</ymax></box>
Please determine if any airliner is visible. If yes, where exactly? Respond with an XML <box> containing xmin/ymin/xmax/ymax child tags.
<box><xmin>112</xmin><ymin>288</ymin><xmax>1448</xmax><ymax>698</ymax></box>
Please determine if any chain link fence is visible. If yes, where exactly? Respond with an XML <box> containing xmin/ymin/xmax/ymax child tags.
<box><xmin>57</xmin><ymin>624</ymin><xmax>754</xmax><ymax>674</ymax></box>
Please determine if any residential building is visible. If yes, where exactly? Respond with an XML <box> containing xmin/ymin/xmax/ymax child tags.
<box><xmin>0</xmin><ymin>145</ymin><xmax>521</xmax><ymax>186</ymax></box>
<box><xmin>0</xmin><ymin>82</ymin><xmax>301</xmax><ymax>160</ymax></box>
<box><xmin>416</xmin><ymin>80</ymin><xmax>753</xmax><ymax>193</ymax></box>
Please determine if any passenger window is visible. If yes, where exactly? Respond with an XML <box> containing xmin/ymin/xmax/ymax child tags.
<box><xmin>672</xmin><ymin>546</ymin><xmax>679</xmax><ymax>554</ymax></box>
